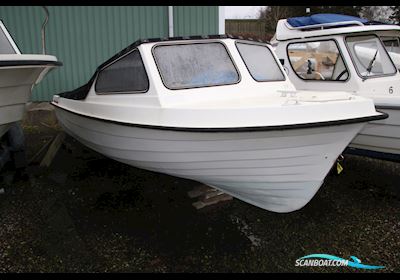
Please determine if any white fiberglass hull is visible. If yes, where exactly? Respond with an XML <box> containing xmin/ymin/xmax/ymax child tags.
<box><xmin>55</xmin><ymin>107</ymin><xmax>366</xmax><ymax>213</ymax></box>
<box><xmin>0</xmin><ymin>55</ymin><xmax>59</xmax><ymax>138</ymax></box>
<box><xmin>350</xmin><ymin>107</ymin><xmax>400</xmax><ymax>156</ymax></box>
<box><xmin>0</xmin><ymin>67</ymin><xmax>40</xmax><ymax>138</ymax></box>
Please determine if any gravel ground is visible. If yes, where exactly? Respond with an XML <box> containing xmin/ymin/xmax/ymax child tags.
<box><xmin>0</xmin><ymin>123</ymin><xmax>399</xmax><ymax>273</ymax></box>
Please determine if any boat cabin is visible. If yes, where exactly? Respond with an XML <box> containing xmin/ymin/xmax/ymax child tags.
<box><xmin>272</xmin><ymin>14</ymin><xmax>400</xmax><ymax>99</ymax></box>
<box><xmin>55</xmin><ymin>34</ymin><xmax>298</xmax><ymax>111</ymax></box>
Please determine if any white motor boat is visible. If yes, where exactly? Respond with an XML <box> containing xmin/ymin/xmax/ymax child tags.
<box><xmin>52</xmin><ymin>35</ymin><xmax>385</xmax><ymax>213</ymax></box>
<box><xmin>272</xmin><ymin>14</ymin><xmax>400</xmax><ymax>160</ymax></box>
<box><xmin>0</xmin><ymin>20</ymin><xmax>60</xmax><ymax>139</ymax></box>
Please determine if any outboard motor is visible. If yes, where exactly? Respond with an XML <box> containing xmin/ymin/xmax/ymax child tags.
<box><xmin>0</xmin><ymin>145</ymin><xmax>10</xmax><ymax>170</ymax></box>
<box><xmin>0</xmin><ymin>123</ymin><xmax>27</xmax><ymax>170</ymax></box>
<box><xmin>6</xmin><ymin>123</ymin><xmax>27</xmax><ymax>169</ymax></box>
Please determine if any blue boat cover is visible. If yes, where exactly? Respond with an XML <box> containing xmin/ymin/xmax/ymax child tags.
<box><xmin>287</xmin><ymin>14</ymin><xmax>369</xmax><ymax>28</ymax></box>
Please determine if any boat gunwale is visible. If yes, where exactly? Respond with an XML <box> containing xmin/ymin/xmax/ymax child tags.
<box><xmin>0</xmin><ymin>60</ymin><xmax>63</xmax><ymax>67</ymax></box>
<box><xmin>375</xmin><ymin>105</ymin><xmax>400</xmax><ymax>110</ymax></box>
<box><xmin>51</xmin><ymin>101</ymin><xmax>388</xmax><ymax>133</ymax></box>
<box><xmin>345</xmin><ymin>146</ymin><xmax>400</xmax><ymax>162</ymax></box>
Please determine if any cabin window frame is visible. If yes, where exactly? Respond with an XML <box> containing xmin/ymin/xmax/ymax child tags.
<box><xmin>380</xmin><ymin>35</ymin><xmax>400</xmax><ymax>52</ymax></box>
<box><xmin>94</xmin><ymin>48</ymin><xmax>150</xmax><ymax>95</ymax></box>
<box><xmin>286</xmin><ymin>38</ymin><xmax>351</xmax><ymax>83</ymax></box>
<box><xmin>151</xmin><ymin>40</ymin><xmax>241</xmax><ymax>90</ymax></box>
<box><xmin>0</xmin><ymin>20</ymin><xmax>20</xmax><ymax>54</ymax></box>
<box><xmin>379</xmin><ymin>35</ymin><xmax>400</xmax><ymax>70</ymax></box>
<box><xmin>344</xmin><ymin>34</ymin><xmax>398</xmax><ymax>80</ymax></box>
<box><xmin>234</xmin><ymin>40</ymin><xmax>286</xmax><ymax>82</ymax></box>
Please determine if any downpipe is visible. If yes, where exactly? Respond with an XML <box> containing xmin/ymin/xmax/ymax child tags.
<box><xmin>41</xmin><ymin>6</ymin><xmax>49</xmax><ymax>55</ymax></box>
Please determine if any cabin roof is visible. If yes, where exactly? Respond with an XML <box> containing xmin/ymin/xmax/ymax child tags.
<box><xmin>275</xmin><ymin>15</ymin><xmax>400</xmax><ymax>42</ymax></box>
<box><xmin>97</xmin><ymin>34</ymin><xmax>270</xmax><ymax>71</ymax></box>
<box><xmin>287</xmin><ymin>13</ymin><xmax>369</xmax><ymax>28</ymax></box>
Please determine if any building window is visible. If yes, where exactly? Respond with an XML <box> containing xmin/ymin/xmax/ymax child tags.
<box><xmin>287</xmin><ymin>40</ymin><xmax>349</xmax><ymax>81</ymax></box>
<box><xmin>153</xmin><ymin>42</ymin><xmax>240</xmax><ymax>90</ymax></box>
<box><xmin>236</xmin><ymin>42</ymin><xmax>285</xmax><ymax>82</ymax></box>
<box><xmin>95</xmin><ymin>49</ymin><xmax>149</xmax><ymax>94</ymax></box>
<box><xmin>345</xmin><ymin>35</ymin><xmax>397</xmax><ymax>78</ymax></box>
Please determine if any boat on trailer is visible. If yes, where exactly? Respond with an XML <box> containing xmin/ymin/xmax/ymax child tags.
<box><xmin>0</xmin><ymin>19</ymin><xmax>60</xmax><ymax>169</ymax></box>
<box><xmin>272</xmin><ymin>14</ymin><xmax>400</xmax><ymax>160</ymax></box>
<box><xmin>52</xmin><ymin>35</ymin><xmax>385</xmax><ymax>213</ymax></box>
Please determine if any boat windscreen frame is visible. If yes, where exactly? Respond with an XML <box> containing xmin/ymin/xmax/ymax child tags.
<box><xmin>380</xmin><ymin>35</ymin><xmax>400</xmax><ymax>51</ymax></box>
<box><xmin>344</xmin><ymin>33</ymin><xmax>399</xmax><ymax>80</ymax></box>
<box><xmin>234</xmin><ymin>40</ymin><xmax>286</xmax><ymax>83</ymax></box>
<box><xmin>94</xmin><ymin>48</ymin><xmax>150</xmax><ymax>95</ymax></box>
<box><xmin>151</xmin><ymin>40</ymin><xmax>241</xmax><ymax>91</ymax></box>
<box><xmin>0</xmin><ymin>20</ymin><xmax>21</xmax><ymax>54</ymax></box>
<box><xmin>380</xmin><ymin>35</ymin><xmax>400</xmax><ymax>60</ymax></box>
<box><xmin>285</xmin><ymin>37</ymin><xmax>351</xmax><ymax>83</ymax></box>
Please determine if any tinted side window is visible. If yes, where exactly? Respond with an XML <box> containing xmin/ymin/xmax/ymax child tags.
<box><xmin>0</xmin><ymin>26</ymin><xmax>16</xmax><ymax>54</ymax></box>
<box><xmin>153</xmin><ymin>42</ymin><xmax>239</xmax><ymax>90</ymax></box>
<box><xmin>287</xmin><ymin>40</ymin><xmax>348</xmax><ymax>81</ymax></box>
<box><xmin>95</xmin><ymin>50</ymin><xmax>149</xmax><ymax>93</ymax></box>
<box><xmin>236</xmin><ymin>42</ymin><xmax>285</xmax><ymax>82</ymax></box>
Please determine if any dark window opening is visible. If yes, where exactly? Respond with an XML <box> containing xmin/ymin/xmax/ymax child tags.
<box><xmin>95</xmin><ymin>50</ymin><xmax>149</xmax><ymax>94</ymax></box>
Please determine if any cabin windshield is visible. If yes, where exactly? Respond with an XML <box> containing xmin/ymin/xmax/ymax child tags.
<box><xmin>287</xmin><ymin>40</ymin><xmax>349</xmax><ymax>81</ymax></box>
<box><xmin>381</xmin><ymin>36</ymin><xmax>400</xmax><ymax>69</ymax></box>
<box><xmin>0</xmin><ymin>23</ymin><xmax>16</xmax><ymax>54</ymax></box>
<box><xmin>236</xmin><ymin>42</ymin><xmax>285</xmax><ymax>82</ymax></box>
<box><xmin>345</xmin><ymin>35</ymin><xmax>397</xmax><ymax>78</ymax></box>
<box><xmin>153</xmin><ymin>42</ymin><xmax>240</xmax><ymax>90</ymax></box>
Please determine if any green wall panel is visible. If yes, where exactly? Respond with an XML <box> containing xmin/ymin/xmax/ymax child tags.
<box><xmin>0</xmin><ymin>6</ymin><xmax>219</xmax><ymax>101</ymax></box>
<box><xmin>173</xmin><ymin>6</ymin><xmax>219</xmax><ymax>37</ymax></box>
<box><xmin>0</xmin><ymin>6</ymin><xmax>169</xmax><ymax>101</ymax></box>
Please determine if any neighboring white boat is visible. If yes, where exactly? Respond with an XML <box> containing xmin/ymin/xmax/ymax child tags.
<box><xmin>0</xmin><ymin>20</ymin><xmax>60</xmax><ymax>139</ymax></box>
<box><xmin>272</xmin><ymin>14</ymin><xmax>400</xmax><ymax>160</ymax></box>
<box><xmin>52</xmin><ymin>35</ymin><xmax>385</xmax><ymax>213</ymax></box>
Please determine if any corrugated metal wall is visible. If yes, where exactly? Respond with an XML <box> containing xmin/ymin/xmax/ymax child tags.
<box><xmin>173</xmin><ymin>6</ymin><xmax>219</xmax><ymax>36</ymax></box>
<box><xmin>0</xmin><ymin>6</ymin><xmax>219</xmax><ymax>101</ymax></box>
